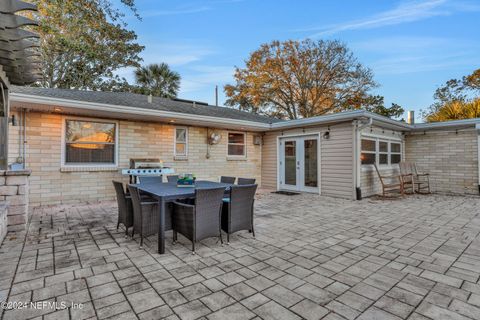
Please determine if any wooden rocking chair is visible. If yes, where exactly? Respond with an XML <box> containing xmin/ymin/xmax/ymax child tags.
<box><xmin>399</xmin><ymin>162</ymin><xmax>415</xmax><ymax>194</ymax></box>
<box><xmin>412</xmin><ymin>163</ymin><xmax>430</xmax><ymax>194</ymax></box>
<box><xmin>374</xmin><ymin>163</ymin><xmax>404</xmax><ymax>197</ymax></box>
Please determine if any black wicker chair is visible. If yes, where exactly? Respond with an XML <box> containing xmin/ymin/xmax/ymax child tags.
<box><xmin>237</xmin><ymin>178</ymin><xmax>256</xmax><ymax>185</ymax></box>
<box><xmin>172</xmin><ymin>187</ymin><xmax>225</xmax><ymax>253</ymax></box>
<box><xmin>138</xmin><ymin>176</ymin><xmax>163</xmax><ymax>184</ymax></box>
<box><xmin>167</xmin><ymin>175</ymin><xmax>179</xmax><ymax>183</ymax></box>
<box><xmin>220</xmin><ymin>176</ymin><xmax>236</xmax><ymax>184</ymax></box>
<box><xmin>222</xmin><ymin>184</ymin><xmax>258</xmax><ymax>243</ymax></box>
<box><xmin>127</xmin><ymin>185</ymin><xmax>160</xmax><ymax>248</ymax></box>
<box><xmin>112</xmin><ymin>181</ymin><xmax>133</xmax><ymax>236</ymax></box>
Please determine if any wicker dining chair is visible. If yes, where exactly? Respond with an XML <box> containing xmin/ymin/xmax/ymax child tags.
<box><xmin>112</xmin><ymin>181</ymin><xmax>133</xmax><ymax>236</ymax></box>
<box><xmin>221</xmin><ymin>184</ymin><xmax>258</xmax><ymax>243</ymax></box>
<box><xmin>220</xmin><ymin>176</ymin><xmax>236</xmax><ymax>184</ymax></box>
<box><xmin>167</xmin><ymin>175</ymin><xmax>179</xmax><ymax>183</ymax></box>
<box><xmin>138</xmin><ymin>176</ymin><xmax>163</xmax><ymax>184</ymax></box>
<box><xmin>172</xmin><ymin>187</ymin><xmax>225</xmax><ymax>253</ymax></box>
<box><xmin>127</xmin><ymin>185</ymin><xmax>159</xmax><ymax>248</ymax></box>
<box><xmin>237</xmin><ymin>178</ymin><xmax>256</xmax><ymax>185</ymax></box>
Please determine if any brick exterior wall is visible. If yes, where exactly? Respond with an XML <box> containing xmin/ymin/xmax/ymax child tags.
<box><xmin>0</xmin><ymin>169</ymin><xmax>30</xmax><ymax>232</ymax></box>
<box><xmin>9</xmin><ymin>112</ymin><xmax>262</xmax><ymax>207</ymax></box>
<box><xmin>405</xmin><ymin>130</ymin><xmax>479</xmax><ymax>195</ymax></box>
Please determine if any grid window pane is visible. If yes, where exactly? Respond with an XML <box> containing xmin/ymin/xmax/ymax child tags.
<box><xmin>176</xmin><ymin>128</ymin><xmax>186</xmax><ymax>142</ymax></box>
<box><xmin>361</xmin><ymin>153</ymin><xmax>375</xmax><ymax>165</ymax></box>
<box><xmin>379</xmin><ymin>141</ymin><xmax>388</xmax><ymax>152</ymax></box>
<box><xmin>228</xmin><ymin>133</ymin><xmax>245</xmax><ymax>144</ymax></box>
<box><xmin>391</xmin><ymin>154</ymin><xmax>401</xmax><ymax>164</ymax></box>
<box><xmin>175</xmin><ymin>143</ymin><xmax>186</xmax><ymax>156</ymax></box>
<box><xmin>228</xmin><ymin>145</ymin><xmax>245</xmax><ymax>156</ymax></box>
<box><xmin>66</xmin><ymin>120</ymin><xmax>115</xmax><ymax>143</ymax></box>
<box><xmin>361</xmin><ymin>139</ymin><xmax>376</xmax><ymax>152</ymax></box>
<box><xmin>379</xmin><ymin>153</ymin><xmax>388</xmax><ymax>164</ymax></box>
<box><xmin>66</xmin><ymin>144</ymin><xmax>114</xmax><ymax>163</ymax></box>
<box><xmin>391</xmin><ymin>143</ymin><xmax>401</xmax><ymax>153</ymax></box>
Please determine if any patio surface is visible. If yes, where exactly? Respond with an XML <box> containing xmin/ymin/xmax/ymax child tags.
<box><xmin>1</xmin><ymin>193</ymin><xmax>480</xmax><ymax>320</ymax></box>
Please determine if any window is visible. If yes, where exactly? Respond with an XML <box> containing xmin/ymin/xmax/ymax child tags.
<box><xmin>379</xmin><ymin>141</ymin><xmax>388</xmax><ymax>165</ymax></box>
<box><xmin>361</xmin><ymin>139</ymin><xmax>376</xmax><ymax>165</ymax></box>
<box><xmin>174</xmin><ymin>127</ymin><xmax>188</xmax><ymax>157</ymax></box>
<box><xmin>390</xmin><ymin>142</ymin><xmax>402</xmax><ymax>164</ymax></box>
<box><xmin>227</xmin><ymin>132</ymin><xmax>246</xmax><ymax>157</ymax></box>
<box><xmin>64</xmin><ymin>119</ymin><xmax>116</xmax><ymax>165</ymax></box>
<box><xmin>361</xmin><ymin>137</ymin><xmax>402</xmax><ymax>166</ymax></box>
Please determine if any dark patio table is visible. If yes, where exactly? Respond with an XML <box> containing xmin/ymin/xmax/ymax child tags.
<box><xmin>136</xmin><ymin>180</ymin><xmax>232</xmax><ymax>254</ymax></box>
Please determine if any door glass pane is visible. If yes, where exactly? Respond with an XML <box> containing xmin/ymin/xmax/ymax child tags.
<box><xmin>304</xmin><ymin>139</ymin><xmax>318</xmax><ymax>187</ymax></box>
<box><xmin>284</xmin><ymin>141</ymin><xmax>296</xmax><ymax>185</ymax></box>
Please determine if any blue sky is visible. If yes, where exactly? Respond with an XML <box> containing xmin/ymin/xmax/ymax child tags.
<box><xmin>119</xmin><ymin>0</ymin><xmax>480</xmax><ymax>121</ymax></box>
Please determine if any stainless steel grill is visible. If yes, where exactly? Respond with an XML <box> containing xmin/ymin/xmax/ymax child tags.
<box><xmin>122</xmin><ymin>158</ymin><xmax>174</xmax><ymax>183</ymax></box>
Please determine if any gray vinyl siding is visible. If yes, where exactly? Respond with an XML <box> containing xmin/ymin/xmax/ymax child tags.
<box><xmin>261</xmin><ymin>121</ymin><xmax>355</xmax><ymax>199</ymax></box>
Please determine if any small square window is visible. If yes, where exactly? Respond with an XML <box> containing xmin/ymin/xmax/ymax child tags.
<box><xmin>175</xmin><ymin>127</ymin><xmax>188</xmax><ymax>157</ymax></box>
<box><xmin>228</xmin><ymin>132</ymin><xmax>246</xmax><ymax>157</ymax></box>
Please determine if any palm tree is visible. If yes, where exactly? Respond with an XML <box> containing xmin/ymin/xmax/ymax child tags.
<box><xmin>134</xmin><ymin>63</ymin><xmax>181</xmax><ymax>98</ymax></box>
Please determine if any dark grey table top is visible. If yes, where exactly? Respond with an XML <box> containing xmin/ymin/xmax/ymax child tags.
<box><xmin>135</xmin><ymin>180</ymin><xmax>231</xmax><ymax>199</ymax></box>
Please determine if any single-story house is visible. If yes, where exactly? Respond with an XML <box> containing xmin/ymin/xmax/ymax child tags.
<box><xmin>4</xmin><ymin>86</ymin><xmax>480</xmax><ymax>209</ymax></box>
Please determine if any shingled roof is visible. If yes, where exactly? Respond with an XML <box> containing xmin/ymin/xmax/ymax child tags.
<box><xmin>11</xmin><ymin>86</ymin><xmax>282</xmax><ymax>124</ymax></box>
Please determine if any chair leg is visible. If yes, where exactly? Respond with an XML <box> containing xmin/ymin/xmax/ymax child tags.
<box><xmin>227</xmin><ymin>233</ymin><xmax>230</xmax><ymax>244</ymax></box>
<box><xmin>251</xmin><ymin>224</ymin><xmax>255</xmax><ymax>238</ymax></box>
<box><xmin>140</xmin><ymin>235</ymin><xmax>144</xmax><ymax>248</ymax></box>
<box><xmin>192</xmin><ymin>241</ymin><xmax>196</xmax><ymax>254</ymax></box>
<box><xmin>116</xmin><ymin>222</ymin><xmax>120</xmax><ymax>230</ymax></box>
<box><xmin>173</xmin><ymin>231</ymin><xmax>177</xmax><ymax>244</ymax></box>
<box><xmin>125</xmin><ymin>226</ymin><xmax>129</xmax><ymax>237</ymax></box>
<box><xmin>219</xmin><ymin>231</ymin><xmax>223</xmax><ymax>245</ymax></box>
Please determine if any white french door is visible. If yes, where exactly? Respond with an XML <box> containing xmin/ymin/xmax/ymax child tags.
<box><xmin>279</xmin><ymin>135</ymin><xmax>319</xmax><ymax>193</ymax></box>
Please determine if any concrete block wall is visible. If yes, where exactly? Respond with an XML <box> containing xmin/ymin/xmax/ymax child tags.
<box><xmin>405</xmin><ymin>130</ymin><xmax>479</xmax><ymax>195</ymax></box>
<box><xmin>9</xmin><ymin>112</ymin><xmax>262</xmax><ymax>207</ymax></box>
<box><xmin>0</xmin><ymin>169</ymin><xmax>30</xmax><ymax>232</ymax></box>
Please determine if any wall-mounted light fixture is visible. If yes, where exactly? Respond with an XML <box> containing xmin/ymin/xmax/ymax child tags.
<box><xmin>9</xmin><ymin>115</ymin><xmax>17</xmax><ymax>126</ymax></box>
<box><xmin>323</xmin><ymin>130</ymin><xmax>330</xmax><ymax>140</ymax></box>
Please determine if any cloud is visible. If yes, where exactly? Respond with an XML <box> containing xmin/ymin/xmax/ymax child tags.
<box><xmin>299</xmin><ymin>0</ymin><xmax>479</xmax><ymax>37</ymax></box>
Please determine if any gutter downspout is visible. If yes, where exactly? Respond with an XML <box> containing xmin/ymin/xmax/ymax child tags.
<box><xmin>476</xmin><ymin>124</ymin><xmax>480</xmax><ymax>195</ymax></box>
<box><xmin>354</xmin><ymin>117</ymin><xmax>373</xmax><ymax>200</ymax></box>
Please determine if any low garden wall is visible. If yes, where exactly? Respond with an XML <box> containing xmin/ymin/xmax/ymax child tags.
<box><xmin>0</xmin><ymin>169</ymin><xmax>31</xmax><ymax>233</ymax></box>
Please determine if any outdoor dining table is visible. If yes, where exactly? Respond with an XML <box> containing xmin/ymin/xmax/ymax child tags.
<box><xmin>136</xmin><ymin>180</ymin><xmax>232</xmax><ymax>254</ymax></box>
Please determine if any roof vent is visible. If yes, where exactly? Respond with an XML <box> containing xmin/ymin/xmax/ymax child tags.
<box><xmin>148</xmin><ymin>94</ymin><xmax>153</xmax><ymax>103</ymax></box>
<box><xmin>407</xmin><ymin>110</ymin><xmax>415</xmax><ymax>124</ymax></box>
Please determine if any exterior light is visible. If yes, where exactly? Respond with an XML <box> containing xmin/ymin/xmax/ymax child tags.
<box><xmin>54</xmin><ymin>107</ymin><xmax>62</xmax><ymax>112</ymax></box>
<box><xmin>323</xmin><ymin>131</ymin><xmax>330</xmax><ymax>139</ymax></box>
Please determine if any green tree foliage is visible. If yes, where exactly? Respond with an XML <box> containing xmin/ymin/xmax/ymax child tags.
<box><xmin>423</xmin><ymin>69</ymin><xmax>480</xmax><ymax>122</ymax></box>
<box><xmin>133</xmin><ymin>63</ymin><xmax>181</xmax><ymax>98</ymax></box>
<box><xmin>31</xmin><ymin>0</ymin><xmax>144</xmax><ymax>90</ymax></box>
<box><xmin>224</xmin><ymin>39</ymin><xmax>378</xmax><ymax>120</ymax></box>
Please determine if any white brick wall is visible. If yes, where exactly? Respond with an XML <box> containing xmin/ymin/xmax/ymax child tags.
<box><xmin>405</xmin><ymin>130</ymin><xmax>479</xmax><ymax>195</ymax></box>
<box><xmin>9</xmin><ymin>112</ymin><xmax>262</xmax><ymax>206</ymax></box>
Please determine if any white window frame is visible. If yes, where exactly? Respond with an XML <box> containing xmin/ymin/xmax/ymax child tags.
<box><xmin>361</xmin><ymin>135</ymin><xmax>403</xmax><ymax>169</ymax></box>
<box><xmin>360</xmin><ymin>138</ymin><xmax>376</xmax><ymax>165</ymax></box>
<box><xmin>174</xmin><ymin>126</ymin><xmax>188</xmax><ymax>159</ymax></box>
<box><xmin>227</xmin><ymin>131</ymin><xmax>247</xmax><ymax>159</ymax></box>
<box><xmin>61</xmin><ymin>116</ymin><xmax>119</xmax><ymax>168</ymax></box>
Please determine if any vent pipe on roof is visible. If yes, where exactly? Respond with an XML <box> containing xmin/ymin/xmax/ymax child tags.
<box><xmin>407</xmin><ymin>110</ymin><xmax>415</xmax><ymax>124</ymax></box>
<box><xmin>148</xmin><ymin>94</ymin><xmax>153</xmax><ymax>103</ymax></box>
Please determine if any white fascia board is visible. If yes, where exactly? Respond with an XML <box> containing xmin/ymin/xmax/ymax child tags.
<box><xmin>413</xmin><ymin>118</ymin><xmax>480</xmax><ymax>130</ymax></box>
<box><xmin>270</xmin><ymin>110</ymin><xmax>411</xmax><ymax>131</ymax></box>
<box><xmin>10</xmin><ymin>93</ymin><xmax>271</xmax><ymax>131</ymax></box>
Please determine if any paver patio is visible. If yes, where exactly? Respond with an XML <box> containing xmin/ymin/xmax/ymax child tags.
<box><xmin>1</xmin><ymin>192</ymin><xmax>480</xmax><ymax>320</ymax></box>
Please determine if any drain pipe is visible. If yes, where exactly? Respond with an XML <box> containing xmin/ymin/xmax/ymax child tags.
<box><xmin>354</xmin><ymin>117</ymin><xmax>373</xmax><ymax>200</ymax></box>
